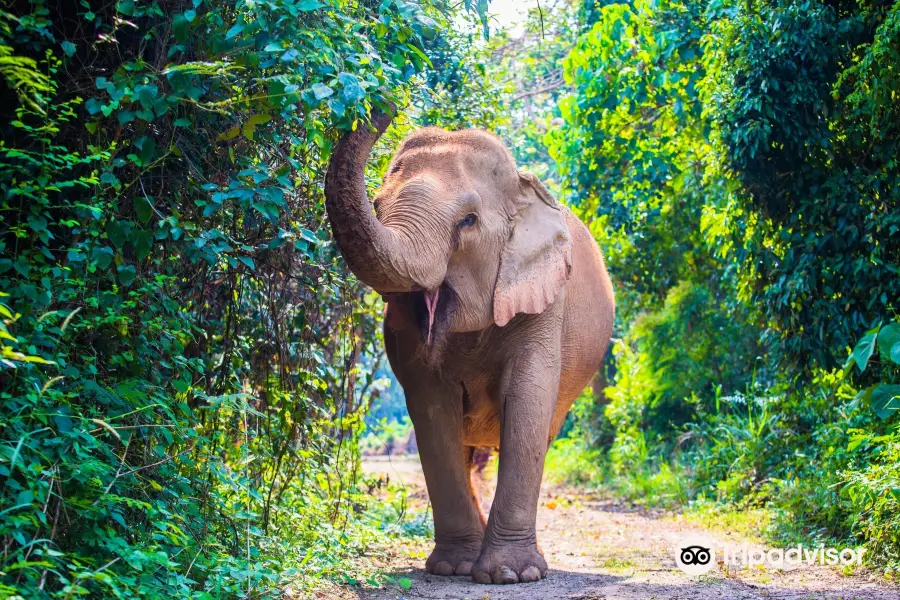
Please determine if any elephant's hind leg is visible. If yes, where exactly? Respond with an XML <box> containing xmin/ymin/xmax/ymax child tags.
<box><xmin>466</xmin><ymin>447</ymin><xmax>492</xmax><ymax>525</ymax></box>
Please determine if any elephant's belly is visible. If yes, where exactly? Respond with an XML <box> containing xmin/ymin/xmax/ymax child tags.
<box><xmin>458</xmin><ymin>368</ymin><xmax>587</xmax><ymax>448</ymax></box>
<box><xmin>461</xmin><ymin>383</ymin><xmax>501</xmax><ymax>447</ymax></box>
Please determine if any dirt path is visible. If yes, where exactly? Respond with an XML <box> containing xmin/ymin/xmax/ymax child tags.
<box><xmin>339</xmin><ymin>456</ymin><xmax>897</xmax><ymax>600</ymax></box>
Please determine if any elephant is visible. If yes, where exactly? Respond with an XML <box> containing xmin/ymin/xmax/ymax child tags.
<box><xmin>324</xmin><ymin>110</ymin><xmax>615</xmax><ymax>585</ymax></box>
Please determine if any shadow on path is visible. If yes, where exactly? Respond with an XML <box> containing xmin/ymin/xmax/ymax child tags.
<box><xmin>357</xmin><ymin>565</ymin><xmax>900</xmax><ymax>600</ymax></box>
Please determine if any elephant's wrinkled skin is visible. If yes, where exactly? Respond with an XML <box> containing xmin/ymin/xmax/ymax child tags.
<box><xmin>324</xmin><ymin>111</ymin><xmax>614</xmax><ymax>585</ymax></box>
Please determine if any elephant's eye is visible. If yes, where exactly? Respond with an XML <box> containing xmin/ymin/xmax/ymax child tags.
<box><xmin>458</xmin><ymin>213</ymin><xmax>477</xmax><ymax>228</ymax></box>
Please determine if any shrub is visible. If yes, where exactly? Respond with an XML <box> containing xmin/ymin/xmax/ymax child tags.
<box><xmin>0</xmin><ymin>0</ymin><xmax>468</xmax><ymax>597</ymax></box>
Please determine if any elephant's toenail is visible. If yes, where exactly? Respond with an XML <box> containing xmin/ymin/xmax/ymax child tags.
<box><xmin>432</xmin><ymin>561</ymin><xmax>454</xmax><ymax>576</ymax></box>
<box><xmin>520</xmin><ymin>566</ymin><xmax>542</xmax><ymax>582</ymax></box>
<box><xmin>493</xmin><ymin>566</ymin><xmax>519</xmax><ymax>584</ymax></box>
<box><xmin>474</xmin><ymin>570</ymin><xmax>493</xmax><ymax>584</ymax></box>
<box><xmin>455</xmin><ymin>561</ymin><xmax>474</xmax><ymax>575</ymax></box>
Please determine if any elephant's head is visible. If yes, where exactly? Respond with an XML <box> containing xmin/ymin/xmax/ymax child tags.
<box><xmin>325</xmin><ymin>111</ymin><xmax>572</xmax><ymax>350</ymax></box>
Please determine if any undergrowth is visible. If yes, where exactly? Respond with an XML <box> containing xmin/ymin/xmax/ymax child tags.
<box><xmin>0</xmin><ymin>1</ymin><xmax>473</xmax><ymax>597</ymax></box>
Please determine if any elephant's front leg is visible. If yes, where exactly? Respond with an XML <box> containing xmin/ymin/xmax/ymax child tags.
<box><xmin>404</xmin><ymin>377</ymin><xmax>485</xmax><ymax>576</ymax></box>
<box><xmin>474</xmin><ymin>345</ymin><xmax>559</xmax><ymax>584</ymax></box>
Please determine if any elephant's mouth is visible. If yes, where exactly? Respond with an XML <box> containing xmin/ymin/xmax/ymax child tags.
<box><xmin>423</xmin><ymin>287</ymin><xmax>439</xmax><ymax>344</ymax></box>
<box><xmin>414</xmin><ymin>283</ymin><xmax>455</xmax><ymax>347</ymax></box>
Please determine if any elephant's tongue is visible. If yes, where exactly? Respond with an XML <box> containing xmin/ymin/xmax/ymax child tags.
<box><xmin>423</xmin><ymin>288</ymin><xmax>439</xmax><ymax>345</ymax></box>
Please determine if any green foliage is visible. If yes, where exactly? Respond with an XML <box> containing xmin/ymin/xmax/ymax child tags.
<box><xmin>848</xmin><ymin>320</ymin><xmax>900</xmax><ymax>420</ymax></box>
<box><xmin>547</xmin><ymin>0</ymin><xmax>900</xmax><ymax>574</ymax></box>
<box><xmin>704</xmin><ymin>1</ymin><xmax>900</xmax><ymax>370</ymax></box>
<box><xmin>417</xmin><ymin>18</ymin><xmax>512</xmax><ymax>131</ymax></box>
<box><xmin>843</xmin><ymin>426</ymin><xmax>900</xmax><ymax>573</ymax></box>
<box><xmin>606</xmin><ymin>281</ymin><xmax>762</xmax><ymax>434</ymax></box>
<box><xmin>550</xmin><ymin>0</ymin><xmax>717</xmax><ymax>317</ymax></box>
<box><xmin>544</xmin><ymin>436</ymin><xmax>605</xmax><ymax>488</ymax></box>
<box><xmin>0</xmin><ymin>0</ymin><xmax>490</xmax><ymax>597</ymax></box>
<box><xmin>359</xmin><ymin>416</ymin><xmax>414</xmax><ymax>455</ymax></box>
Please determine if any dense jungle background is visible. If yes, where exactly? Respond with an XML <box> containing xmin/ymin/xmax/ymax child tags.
<box><xmin>1</xmin><ymin>0</ymin><xmax>900</xmax><ymax>597</ymax></box>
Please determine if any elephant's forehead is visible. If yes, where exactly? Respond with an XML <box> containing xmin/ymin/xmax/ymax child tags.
<box><xmin>384</xmin><ymin>131</ymin><xmax>518</xmax><ymax>197</ymax></box>
<box><xmin>397</xmin><ymin>127</ymin><xmax>510</xmax><ymax>158</ymax></box>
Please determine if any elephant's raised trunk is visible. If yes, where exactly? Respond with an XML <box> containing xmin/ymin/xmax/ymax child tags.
<box><xmin>324</xmin><ymin>111</ymin><xmax>414</xmax><ymax>293</ymax></box>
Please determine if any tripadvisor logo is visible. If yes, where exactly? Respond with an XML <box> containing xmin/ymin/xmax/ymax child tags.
<box><xmin>675</xmin><ymin>535</ymin><xmax>717</xmax><ymax>576</ymax></box>
<box><xmin>674</xmin><ymin>534</ymin><xmax>866</xmax><ymax>576</ymax></box>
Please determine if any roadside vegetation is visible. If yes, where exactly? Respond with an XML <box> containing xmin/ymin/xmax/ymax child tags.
<box><xmin>542</xmin><ymin>0</ymin><xmax>900</xmax><ymax>579</ymax></box>
<box><xmin>0</xmin><ymin>1</ymin><xmax>475</xmax><ymax>597</ymax></box>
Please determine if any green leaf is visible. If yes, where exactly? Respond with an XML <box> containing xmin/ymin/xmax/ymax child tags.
<box><xmin>252</xmin><ymin>202</ymin><xmax>279</xmax><ymax>222</ymax></box>
<box><xmin>847</xmin><ymin>434</ymin><xmax>868</xmax><ymax>452</ymax></box>
<box><xmin>106</xmin><ymin>219</ymin><xmax>131</xmax><ymax>249</ymax></box>
<box><xmin>247</xmin><ymin>113</ymin><xmax>272</xmax><ymax>126</ymax></box>
<box><xmin>62</xmin><ymin>41</ymin><xmax>76</xmax><ymax>57</ymax></box>
<box><xmin>878</xmin><ymin>323</ymin><xmax>900</xmax><ymax>361</ymax></box>
<box><xmin>852</xmin><ymin>333</ymin><xmax>877</xmax><ymax>372</ymax></box>
<box><xmin>217</xmin><ymin>126</ymin><xmax>240</xmax><ymax>141</ymax></box>
<box><xmin>398</xmin><ymin>577</ymin><xmax>412</xmax><ymax>590</ymax></box>
<box><xmin>91</xmin><ymin>246</ymin><xmax>114</xmax><ymax>270</ymax></box>
<box><xmin>311</xmin><ymin>83</ymin><xmax>333</xmax><ymax>100</ymax></box>
<box><xmin>173</xmin><ymin>15</ymin><xmax>190</xmax><ymax>43</ymax></box>
<box><xmin>226</xmin><ymin>23</ymin><xmax>244</xmax><ymax>39</ymax></box>
<box><xmin>328</xmin><ymin>97</ymin><xmax>345</xmax><ymax>117</ymax></box>
<box><xmin>242</xmin><ymin>114</ymin><xmax>271</xmax><ymax>141</ymax></box>
<box><xmin>891</xmin><ymin>342</ymin><xmax>900</xmax><ymax>365</ymax></box>
<box><xmin>118</xmin><ymin>0</ymin><xmax>135</xmax><ymax>16</ymax></box>
<box><xmin>110</xmin><ymin>511</ymin><xmax>127</xmax><ymax>528</ymax></box>
<box><xmin>134</xmin><ymin>84</ymin><xmax>159</xmax><ymax>109</ymax></box>
<box><xmin>22</xmin><ymin>355</ymin><xmax>55</xmax><ymax>365</ymax></box>
<box><xmin>54</xmin><ymin>414</ymin><xmax>73</xmax><ymax>433</ymax></box>
<box><xmin>337</xmin><ymin>72</ymin><xmax>365</xmax><ymax>103</ymax></box>
<box><xmin>238</xmin><ymin>256</ymin><xmax>255</xmax><ymax>271</ymax></box>
<box><xmin>135</xmin><ymin>195</ymin><xmax>153</xmax><ymax>224</ymax></box>
<box><xmin>27</xmin><ymin>216</ymin><xmax>47</xmax><ymax>232</ymax></box>
<box><xmin>870</xmin><ymin>385</ymin><xmax>900</xmax><ymax>420</ymax></box>
<box><xmin>259</xmin><ymin>187</ymin><xmax>285</xmax><ymax>206</ymax></box>
<box><xmin>299</xmin><ymin>228</ymin><xmax>320</xmax><ymax>244</ymax></box>
<box><xmin>85</xmin><ymin>98</ymin><xmax>102</xmax><ymax>115</ymax></box>
<box><xmin>132</xmin><ymin>229</ymin><xmax>153</xmax><ymax>260</ymax></box>
<box><xmin>117</xmin><ymin>264</ymin><xmax>136</xmax><ymax>287</ymax></box>
<box><xmin>298</xmin><ymin>0</ymin><xmax>325</xmax><ymax>10</ymax></box>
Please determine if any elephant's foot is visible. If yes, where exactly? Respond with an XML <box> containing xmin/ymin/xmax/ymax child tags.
<box><xmin>472</xmin><ymin>540</ymin><xmax>547</xmax><ymax>584</ymax></box>
<box><xmin>425</xmin><ymin>541</ymin><xmax>482</xmax><ymax>576</ymax></box>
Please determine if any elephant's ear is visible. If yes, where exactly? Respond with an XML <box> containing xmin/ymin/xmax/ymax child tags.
<box><xmin>493</xmin><ymin>171</ymin><xmax>573</xmax><ymax>327</ymax></box>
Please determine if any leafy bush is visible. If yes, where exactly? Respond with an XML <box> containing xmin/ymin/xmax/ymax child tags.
<box><xmin>544</xmin><ymin>435</ymin><xmax>605</xmax><ymax>488</ymax></box>
<box><xmin>548</xmin><ymin>0</ymin><xmax>900</xmax><ymax>573</ymax></box>
<box><xmin>359</xmin><ymin>416</ymin><xmax>414</xmax><ymax>455</ymax></box>
<box><xmin>843</xmin><ymin>428</ymin><xmax>900</xmax><ymax>574</ymax></box>
<box><xmin>704</xmin><ymin>1</ymin><xmax>900</xmax><ymax>371</ymax></box>
<box><xmin>0</xmin><ymin>0</ymin><xmax>484</xmax><ymax>597</ymax></box>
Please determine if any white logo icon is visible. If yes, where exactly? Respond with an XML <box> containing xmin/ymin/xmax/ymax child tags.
<box><xmin>674</xmin><ymin>535</ymin><xmax>717</xmax><ymax>576</ymax></box>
